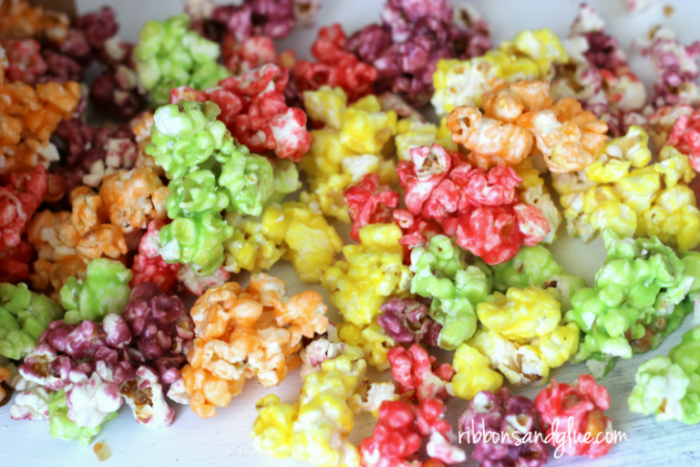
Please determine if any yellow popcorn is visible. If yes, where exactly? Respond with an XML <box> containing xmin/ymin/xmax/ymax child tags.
<box><xmin>223</xmin><ymin>212</ymin><xmax>283</xmax><ymax>274</ymax></box>
<box><xmin>251</xmin><ymin>347</ymin><xmax>367</xmax><ymax>467</ymax></box>
<box><xmin>301</xmin><ymin>87</ymin><xmax>398</xmax><ymax>222</ymax></box>
<box><xmin>450</xmin><ymin>343</ymin><xmax>504</xmax><ymax>401</ymax></box>
<box><xmin>514</xmin><ymin>159</ymin><xmax>561</xmax><ymax>243</ymax></box>
<box><xmin>582</xmin><ymin>185</ymin><xmax>637</xmax><ymax>238</ymax></box>
<box><xmin>322</xmin><ymin>223</ymin><xmax>412</xmax><ymax>326</ymax></box>
<box><xmin>552</xmin><ymin>170</ymin><xmax>597</xmax><ymax>241</ymax></box>
<box><xmin>431</xmin><ymin>29</ymin><xmax>567</xmax><ymax>115</ymax></box>
<box><xmin>584</xmin><ymin>125</ymin><xmax>651</xmax><ymax>184</ymax></box>
<box><xmin>616</xmin><ymin>167</ymin><xmax>661</xmax><ymax>214</ymax></box>
<box><xmin>337</xmin><ymin>321</ymin><xmax>395</xmax><ymax>371</ymax></box>
<box><xmin>395</xmin><ymin>118</ymin><xmax>458</xmax><ymax>161</ymax></box>
<box><xmin>656</xmin><ymin>145</ymin><xmax>695</xmax><ymax>187</ymax></box>
<box><xmin>530</xmin><ymin>321</ymin><xmax>580</xmax><ymax>369</ymax></box>
<box><xmin>638</xmin><ymin>185</ymin><xmax>700</xmax><ymax>252</ymax></box>
<box><xmin>476</xmin><ymin>286</ymin><xmax>561</xmax><ymax>343</ymax></box>
<box><xmin>262</xmin><ymin>202</ymin><xmax>343</xmax><ymax>282</ymax></box>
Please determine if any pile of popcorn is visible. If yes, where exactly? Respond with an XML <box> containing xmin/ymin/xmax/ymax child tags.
<box><xmin>4</xmin><ymin>0</ymin><xmax>700</xmax><ymax>464</ymax></box>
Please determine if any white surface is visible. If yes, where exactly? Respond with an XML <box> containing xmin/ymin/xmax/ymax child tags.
<box><xmin>3</xmin><ymin>0</ymin><xmax>700</xmax><ymax>466</ymax></box>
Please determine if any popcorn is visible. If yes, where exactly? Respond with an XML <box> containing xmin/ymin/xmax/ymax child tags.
<box><xmin>450</xmin><ymin>343</ymin><xmax>503</xmax><ymax>400</ymax></box>
<box><xmin>300</xmin><ymin>87</ymin><xmax>397</xmax><ymax>223</ymax></box>
<box><xmin>65</xmin><ymin>372</ymin><xmax>123</xmax><ymax>429</ymax></box>
<box><xmin>182</xmin><ymin>274</ymin><xmax>328</xmax><ymax>418</ymax></box>
<box><xmin>299</xmin><ymin>324</ymin><xmax>346</xmax><ymax>380</ymax></box>
<box><xmin>343</xmin><ymin>173</ymin><xmax>399</xmax><ymax>241</ymax></box>
<box><xmin>628</xmin><ymin>326</ymin><xmax>700</xmax><ymax>424</ymax></box>
<box><xmin>0</xmin><ymin>240</ymin><xmax>35</xmax><ymax>284</ymax></box>
<box><xmin>121</xmin><ymin>366</ymin><xmax>175</xmax><ymax>428</ymax></box>
<box><xmin>9</xmin><ymin>386</ymin><xmax>52</xmax><ymax>421</ymax></box>
<box><xmin>59</xmin><ymin>258</ymin><xmax>132</xmax><ymax>324</ymax></box>
<box><xmin>223</xmin><ymin>212</ymin><xmax>283</xmax><ymax>274</ymax></box>
<box><xmin>514</xmin><ymin>159</ymin><xmax>561</xmax><ymax>243</ymax></box>
<box><xmin>49</xmin><ymin>389</ymin><xmax>118</xmax><ymax>446</ymax></box>
<box><xmin>0</xmin><ymin>282</ymin><xmax>64</xmax><ymax>360</ymax></box>
<box><xmin>378</xmin><ymin>297</ymin><xmax>441</xmax><ymax>346</ymax></box>
<box><xmin>322</xmin><ymin>223</ymin><xmax>411</xmax><ymax>326</ymax></box>
<box><xmin>263</xmin><ymin>202</ymin><xmax>342</xmax><ymax>283</ymax></box>
<box><xmin>134</xmin><ymin>14</ymin><xmax>229</xmax><ymax>105</ymax></box>
<box><xmin>395</xmin><ymin>117</ymin><xmax>456</xmax><ymax>161</ymax></box>
<box><xmin>409</xmin><ymin>234</ymin><xmax>490</xmax><ymax>349</ymax></box>
<box><xmin>458</xmin><ymin>389</ymin><xmax>549</xmax><ymax>466</ymax></box>
<box><xmin>387</xmin><ymin>344</ymin><xmax>454</xmax><ymax>402</ymax></box>
<box><xmin>1</xmin><ymin>39</ymin><xmax>48</xmax><ymax>85</ymax></box>
<box><xmin>0</xmin><ymin>0</ymin><xmax>69</xmax><ymax>43</ymax></box>
<box><xmin>566</xmin><ymin>230</ymin><xmax>694</xmax><ymax>376</ymax></box>
<box><xmin>535</xmin><ymin>374</ymin><xmax>615</xmax><ymax>459</ymax></box>
<box><xmin>347</xmin><ymin>0</ymin><xmax>491</xmax><ymax>105</ymax></box>
<box><xmin>431</xmin><ymin>29</ymin><xmax>567</xmax><ymax>115</ymax></box>
<box><xmin>337</xmin><ymin>320</ymin><xmax>395</xmax><ymax>371</ymax></box>
<box><xmin>209</xmin><ymin>0</ymin><xmax>316</xmax><ymax>42</ymax></box>
<box><xmin>0</xmin><ymin>165</ymin><xmax>51</xmax><ymax>252</ymax></box>
<box><xmin>665</xmin><ymin>110</ymin><xmax>700</xmax><ymax>171</ymax></box>
<box><xmin>130</xmin><ymin>219</ymin><xmax>181</xmax><ymax>294</ymax></box>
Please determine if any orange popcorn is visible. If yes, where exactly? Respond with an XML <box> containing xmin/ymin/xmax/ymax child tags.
<box><xmin>27</xmin><ymin>186</ymin><xmax>128</xmax><ymax>297</ymax></box>
<box><xmin>0</xmin><ymin>0</ymin><xmax>69</xmax><ymax>43</ymax></box>
<box><xmin>99</xmin><ymin>166</ymin><xmax>169</xmax><ymax>233</ymax></box>
<box><xmin>446</xmin><ymin>79</ymin><xmax>608</xmax><ymax>173</ymax></box>
<box><xmin>182</xmin><ymin>273</ymin><xmax>329</xmax><ymax>419</ymax></box>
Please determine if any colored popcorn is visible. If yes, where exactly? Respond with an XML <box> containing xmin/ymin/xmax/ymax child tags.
<box><xmin>514</xmin><ymin>158</ymin><xmax>562</xmax><ymax>243</ymax></box>
<box><xmin>134</xmin><ymin>14</ymin><xmax>229</xmax><ymax>105</ymax></box>
<box><xmin>377</xmin><ymin>297</ymin><xmax>441</xmax><ymax>346</ymax></box>
<box><xmin>182</xmin><ymin>274</ymin><xmax>328</xmax><ymax>418</ymax></box>
<box><xmin>450</xmin><ymin>343</ymin><xmax>503</xmax><ymax>400</ymax></box>
<box><xmin>387</xmin><ymin>343</ymin><xmax>454</xmax><ymax>402</ymax></box>
<box><xmin>130</xmin><ymin>219</ymin><xmax>181</xmax><ymax>294</ymax></box>
<box><xmin>343</xmin><ymin>173</ymin><xmax>399</xmax><ymax>242</ymax></box>
<box><xmin>566</xmin><ymin>230</ymin><xmax>694</xmax><ymax>377</ymax></box>
<box><xmin>0</xmin><ymin>0</ymin><xmax>69</xmax><ymax>43</ymax></box>
<box><xmin>323</xmin><ymin>223</ymin><xmax>411</xmax><ymax>326</ymax></box>
<box><xmin>535</xmin><ymin>374</ymin><xmax>615</xmax><ymax>459</ymax></box>
<box><xmin>628</xmin><ymin>326</ymin><xmax>700</xmax><ymax>424</ymax></box>
<box><xmin>337</xmin><ymin>320</ymin><xmax>395</xmax><ymax>371</ymax></box>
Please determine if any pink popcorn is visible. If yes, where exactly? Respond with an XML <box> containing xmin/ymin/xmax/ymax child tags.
<box><xmin>387</xmin><ymin>344</ymin><xmax>454</xmax><ymax>402</ymax></box>
<box><xmin>1</xmin><ymin>39</ymin><xmax>48</xmax><ymax>84</ymax></box>
<box><xmin>130</xmin><ymin>219</ymin><xmax>181</xmax><ymax>295</ymax></box>
<box><xmin>19</xmin><ymin>344</ymin><xmax>90</xmax><ymax>391</ymax></box>
<box><xmin>343</xmin><ymin>173</ymin><xmax>399</xmax><ymax>241</ymax></box>
<box><xmin>66</xmin><ymin>372</ymin><xmax>122</xmax><ymax>428</ymax></box>
<box><xmin>177</xmin><ymin>265</ymin><xmax>230</xmax><ymax>297</ymax></box>
<box><xmin>10</xmin><ymin>387</ymin><xmax>53</xmax><ymax>421</ymax></box>
<box><xmin>121</xmin><ymin>366</ymin><xmax>175</xmax><ymax>428</ymax></box>
<box><xmin>299</xmin><ymin>323</ymin><xmax>346</xmax><ymax>380</ymax></box>
<box><xmin>665</xmin><ymin>111</ymin><xmax>700</xmax><ymax>171</ymax></box>
<box><xmin>378</xmin><ymin>297</ymin><xmax>441</xmax><ymax>345</ymax></box>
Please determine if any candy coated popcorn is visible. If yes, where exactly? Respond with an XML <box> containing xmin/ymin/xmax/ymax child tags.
<box><xmin>395</xmin><ymin>117</ymin><xmax>456</xmax><ymax>161</ymax></box>
<box><xmin>299</xmin><ymin>323</ymin><xmax>346</xmax><ymax>380</ymax></box>
<box><xmin>323</xmin><ymin>223</ymin><xmax>411</xmax><ymax>326</ymax></box>
<box><xmin>566</xmin><ymin>230</ymin><xmax>694</xmax><ymax>375</ymax></box>
<box><xmin>263</xmin><ymin>202</ymin><xmax>342</xmax><ymax>283</ymax></box>
<box><xmin>0</xmin><ymin>165</ymin><xmax>51</xmax><ymax>252</ymax></box>
<box><xmin>665</xmin><ymin>110</ymin><xmax>700</xmax><ymax>171</ymax></box>
<box><xmin>337</xmin><ymin>321</ymin><xmax>395</xmax><ymax>371</ymax></box>
<box><xmin>65</xmin><ymin>372</ymin><xmax>122</xmax><ymax>429</ymax></box>
<box><xmin>223</xmin><ymin>212</ymin><xmax>283</xmax><ymax>274</ymax></box>
<box><xmin>458</xmin><ymin>388</ymin><xmax>549</xmax><ymax>467</ymax></box>
<box><xmin>59</xmin><ymin>258</ymin><xmax>132</xmax><ymax>324</ymax></box>
<box><xmin>431</xmin><ymin>29</ymin><xmax>567</xmax><ymax>115</ymax></box>
<box><xmin>0</xmin><ymin>282</ymin><xmax>63</xmax><ymax>360</ymax></box>
<box><xmin>409</xmin><ymin>234</ymin><xmax>489</xmax><ymax>349</ymax></box>
<box><xmin>0</xmin><ymin>240</ymin><xmax>35</xmax><ymax>284</ymax></box>
<box><xmin>450</xmin><ymin>343</ymin><xmax>503</xmax><ymax>400</ymax></box>
<box><xmin>535</xmin><ymin>374</ymin><xmax>615</xmax><ymax>459</ymax></box>
<box><xmin>584</xmin><ymin>125</ymin><xmax>651</xmax><ymax>184</ymax></box>
<box><xmin>130</xmin><ymin>219</ymin><xmax>181</xmax><ymax>294</ymax></box>
<box><xmin>387</xmin><ymin>344</ymin><xmax>454</xmax><ymax>402</ymax></box>
<box><xmin>378</xmin><ymin>297</ymin><xmax>441</xmax><ymax>346</ymax></box>
<box><xmin>476</xmin><ymin>286</ymin><xmax>561</xmax><ymax>342</ymax></box>
<box><xmin>134</xmin><ymin>14</ymin><xmax>229</xmax><ymax>105</ymax></box>
<box><xmin>121</xmin><ymin>366</ymin><xmax>175</xmax><ymax>428</ymax></box>
<box><xmin>251</xmin><ymin>346</ymin><xmax>366</xmax><ymax>467</ymax></box>
<box><xmin>1</xmin><ymin>39</ymin><xmax>48</xmax><ymax>85</ymax></box>
<box><xmin>183</xmin><ymin>274</ymin><xmax>328</xmax><ymax>418</ymax></box>
<box><xmin>49</xmin><ymin>389</ymin><xmax>118</xmax><ymax>446</ymax></box>
<box><xmin>9</xmin><ymin>386</ymin><xmax>51</xmax><ymax>421</ymax></box>
<box><xmin>514</xmin><ymin>159</ymin><xmax>561</xmax><ymax>243</ymax></box>
<box><xmin>344</xmin><ymin>174</ymin><xmax>399</xmax><ymax>241</ymax></box>
<box><xmin>0</xmin><ymin>0</ymin><xmax>69</xmax><ymax>43</ymax></box>
<box><xmin>628</xmin><ymin>326</ymin><xmax>700</xmax><ymax>424</ymax></box>
<box><xmin>491</xmin><ymin>245</ymin><xmax>562</xmax><ymax>292</ymax></box>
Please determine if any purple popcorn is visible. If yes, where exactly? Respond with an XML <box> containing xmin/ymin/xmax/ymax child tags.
<box><xmin>74</xmin><ymin>7</ymin><xmax>120</xmax><ymax>50</ymax></box>
<box><xmin>121</xmin><ymin>366</ymin><xmax>175</xmax><ymax>428</ymax></box>
<box><xmin>347</xmin><ymin>0</ymin><xmax>491</xmax><ymax>105</ymax></box>
<box><xmin>18</xmin><ymin>344</ymin><xmax>90</xmax><ymax>391</ymax></box>
<box><xmin>458</xmin><ymin>388</ymin><xmax>549</xmax><ymax>467</ymax></box>
<box><xmin>378</xmin><ymin>297</ymin><xmax>441</xmax><ymax>346</ymax></box>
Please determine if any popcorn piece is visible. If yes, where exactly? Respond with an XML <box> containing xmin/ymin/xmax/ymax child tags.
<box><xmin>378</xmin><ymin>297</ymin><xmax>441</xmax><ymax>346</ymax></box>
<box><xmin>535</xmin><ymin>374</ymin><xmax>615</xmax><ymax>459</ymax></box>
<box><xmin>450</xmin><ymin>343</ymin><xmax>503</xmax><ymax>400</ymax></box>
<box><xmin>10</xmin><ymin>386</ymin><xmax>52</xmax><ymax>421</ymax></box>
<box><xmin>514</xmin><ymin>158</ymin><xmax>561</xmax><ymax>243</ymax></box>
<box><xmin>223</xmin><ymin>212</ymin><xmax>283</xmax><ymax>274</ymax></box>
<box><xmin>0</xmin><ymin>165</ymin><xmax>50</xmax><ymax>252</ymax></box>
<box><xmin>49</xmin><ymin>389</ymin><xmax>118</xmax><ymax>446</ymax></box>
<box><xmin>323</xmin><ymin>223</ymin><xmax>411</xmax><ymax>326</ymax></box>
<box><xmin>387</xmin><ymin>344</ymin><xmax>454</xmax><ymax>402</ymax></box>
<box><xmin>299</xmin><ymin>323</ymin><xmax>346</xmax><ymax>380</ymax></box>
<box><xmin>130</xmin><ymin>219</ymin><xmax>181</xmax><ymax>294</ymax></box>
<box><xmin>182</xmin><ymin>274</ymin><xmax>328</xmax><ymax>418</ymax></box>
<box><xmin>343</xmin><ymin>173</ymin><xmax>399</xmax><ymax>241</ymax></box>
<box><xmin>263</xmin><ymin>202</ymin><xmax>342</xmax><ymax>283</ymax></box>
<box><xmin>65</xmin><ymin>372</ymin><xmax>122</xmax><ymax>429</ymax></box>
<box><xmin>121</xmin><ymin>366</ymin><xmax>175</xmax><ymax>428</ymax></box>
<box><xmin>337</xmin><ymin>321</ymin><xmax>395</xmax><ymax>371</ymax></box>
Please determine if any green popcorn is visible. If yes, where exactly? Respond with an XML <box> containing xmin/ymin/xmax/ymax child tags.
<box><xmin>160</xmin><ymin>211</ymin><xmax>234</xmax><ymax>276</ymax></box>
<box><xmin>628</xmin><ymin>326</ymin><xmax>700</xmax><ymax>425</ymax></box>
<box><xmin>410</xmin><ymin>235</ymin><xmax>490</xmax><ymax>349</ymax></box>
<box><xmin>219</xmin><ymin>148</ymin><xmax>274</xmax><ymax>216</ymax></box>
<box><xmin>269</xmin><ymin>159</ymin><xmax>302</xmax><ymax>204</ymax></box>
<box><xmin>147</xmin><ymin>101</ymin><xmax>236</xmax><ymax>179</ymax></box>
<box><xmin>60</xmin><ymin>259</ymin><xmax>132</xmax><ymax>325</ymax></box>
<box><xmin>491</xmin><ymin>245</ymin><xmax>563</xmax><ymax>291</ymax></box>
<box><xmin>49</xmin><ymin>390</ymin><xmax>118</xmax><ymax>446</ymax></box>
<box><xmin>134</xmin><ymin>14</ymin><xmax>229</xmax><ymax>105</ymax></box>
<box><xmin>566</xmin><ymin>230</ymin><xmax>694</xmax><ymax>373</ymax></box>
<box><xmin>0</xmin><ymin>283</ymin><xmax>63</xmax><ymax>359</ymax></box>
<box><xmin>166</xmin><ymin>170</ymin><xmax>230</xmax><ymax>218</ymax></box>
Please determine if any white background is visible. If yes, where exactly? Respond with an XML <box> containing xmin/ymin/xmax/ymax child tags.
<box><xmin>2</xmin><ymin>0</ymin><xmax>700</xmax><ymax>466</ymax></box>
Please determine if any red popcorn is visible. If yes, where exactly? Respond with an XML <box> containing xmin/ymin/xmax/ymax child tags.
<box><xmin>221</xmin><ymin>34</ymin><xmax>295</xmax><ymax>75</ymax></box>
<box><xmin>535</xmin><ymin>374</ymin><xmax>615</xmax><ymax>459</ymax></box>
<box><xmin>1</xmin><ymin>39</ymin><xmax>48</xmax><ymax>85</ymax></box>
<box><xmin>291</xmin><ymin>24</ymin><xmax>378</xmax><ymax>102</ymax></box>
<box><xmin>665</xmin><ymin>111</ymin><xmax>700</xmax><ymax>171</ymax></box>
<box><xmin>211</xmin><ymin>0</ymin><xmax>307</xmax><ymax>42</ymax></box>
<box><xmin>348</xmin><ymin>0</ymin><xmax>491</xmax><ymax>105</ymax></box>
<box><xmin>121</xmin><ymin>282</ymin><xmax>194</xmax><ymax>384</ymax></box>
<box><xmin>397</xmin><ymin>144</ymin><xmax>549</xmax><ymax>265</ymax></box>
<box><xmin>393</xmin><ymin>210</ymin><xmax>442</xmax><ymax>254</ymax></box>
<box><xmin>0</xmin><ymin>240</ymin><xmax>35</xmax><ymax>283</ymax></box>
<box><xmin>359</xmin><ymin>397</ymin><xmax>465</xmax><ymax>467</ymax></box>
<box><xmin>0</xmin><ymin>165</ymin><xmax>49</xmax><ymax>252</ymax></box>
<box><xmin>130</xmin><ymin>219</ymin><xmax>181</xmax><ymax>295</ymax></box>
<box><xmin>387</xmin><ymin>343</ymin><xmax>454</xmax><ymax>402</ymax></box>
<box><xmin>343</xmin><ymin>173</ymin><xmax>399</xmax><ymax>241</ymax></box>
